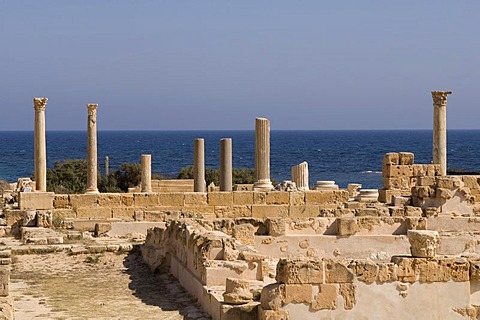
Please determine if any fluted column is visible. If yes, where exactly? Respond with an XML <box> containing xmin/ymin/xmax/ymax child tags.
<box><xmin>141</xmin><ymin>154</ymin><xmax>152</xmax><ymax>193</ymax></box>
<box><xmin>254</xmin><ymin>117</ymin><xmax>273</xmax><ymax>191</ymax></box>
<box><xmin>34</xmin><ymin>97</ymin><xmax>48</xmax><ymax>192</ymax></box>
<box><xmin>220</xmin><ymin>138</ymin><xmax>233</xmax><ymax>191</ymax></box>
<box><xmin>194</xmin><ymin>138</ymin><xmax>205</xmax><ymax>192</ymax></box>
<box><xmin>432</xmin><ymin>91</ymin><xmax>452</xmax><ymax>176</ymax></box>
<box><xmin>291</xmin><ymin>161</ymin><xmax>309</xmax><ymax>191</ymax></box>
<box><xmin>86</xmin><ymin>104</ymin><xmax>99</xmax><ymax>193</ymax></box>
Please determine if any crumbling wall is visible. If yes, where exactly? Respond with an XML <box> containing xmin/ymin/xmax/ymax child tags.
<box><xmin>0</xmin><ymin>250</ymin><xmax>14</xmax><ymax>320</ymax></box>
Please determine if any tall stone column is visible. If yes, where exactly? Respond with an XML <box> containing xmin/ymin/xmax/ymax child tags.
<box><xmin>86</xmin><ymin>104</ymin><xmax>99</xmax><ymax>193</ymax></box>
<box><xmin>291</xmin><ymin>161</ymin><xmax>309</xmax><ymax>191</ymax></box>
<box><xmin>220</xmin><ymin>138</ymin><xmax>233</xmax><ymax>191</ymax></box>
<box><xmin>194</xmin><ymin>138</ymin><xmax>205</xmax><ymax>192</ymax></box>
<box><xmin>141</xmin><ymin>154</ymin><xmax>152</xmax><ymax>193</ymax></box>
<box><xmin>432</xmin><ymin>91</ymin><xmax>452</xmax><ymax>176</ymax></box>
<box><xmin>105</xmin><ymin>156</ymin><xmax>109</xmax><ymax>176</ymax></box>
<box><xmin>34</xmin><ymin>97</ymin><xmax>48</xmax><ymax>192</ymax></box>
<box><xmin>254</xmin><ymin>117</ymin><xmax>273</xmax><ymax>191</ymax></box>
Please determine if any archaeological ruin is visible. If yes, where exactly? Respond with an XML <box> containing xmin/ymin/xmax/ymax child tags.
<box><xmin>4</xmin><ymin>91</ymin><xmax>480</xmax><ymax>319</ymax></box>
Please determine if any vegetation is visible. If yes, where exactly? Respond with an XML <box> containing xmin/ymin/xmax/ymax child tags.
<box><xmin>46</xmin><ymin>159</ymin><xmax>89</xmax><ymax>194</ymax></box>
<box><xmin>0</xmin><ymin>179</ymin><xmax>10</xmax><ymax>193</ymax></box>
<box><xmin>177</xmin><ymin>165</ymin><xmax>257</xmax><ymax>185</ymax></box>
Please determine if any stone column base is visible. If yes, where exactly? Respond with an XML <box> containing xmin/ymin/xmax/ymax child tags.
<box><xmin>253</xmin><ymin>180</ymin><xmax>273</xmax><ymax>192</ymax></box>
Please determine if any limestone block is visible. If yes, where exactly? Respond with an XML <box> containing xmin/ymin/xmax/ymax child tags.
<box><xmin>252</xmin><ymin>205</ymin><xmax>289</xmax><ymax>218</ymax></box>
<box><xmin>437</xmin><ymin>188</ymin><xmax>453</xmax><ymax>199</ymax></box>
<box><xmin>284</xmin><ymin>284</ymin><xmax>313</xmax><ymax>304</ymax></box>
<box><xmin>133</xmin><ymin>193</ymin><xmax>159</xmax><ymax>207</ymax></box>
<box><xmin>470</xmin><ymin>261</ymin><xmax>480</xmax><ymax>280</ymax></box>
<box><xmin>356</xmin><ymin>208</ymin><xmax>381</xmax><ymax>217</ymax></box>
<box><xmin>305</xmin><ymin>190</ymin><xmax>348</xmax><ymax>206</ymax></box>
<box><xmin>19</xmin><ymin>192</ymin><xmax>54</xmax><ymax>210</ymax></box>
<box><xmin>157</xmin><ymin>192</ymin><xmax>184</xmax><ymax>206</ymax></box>
<box><xmin>383</xmin><ymin>152</ymin><xmax>399</xmax><ymax>165</ymax></box>
<box><xmin>389</xmin><ymin>206</ymin><xmax>405</xmax><ymax>217</ymax></box>
<box><xmin>324</xmin><ymin>259</ymin><xmax>354</xmax><ymax>283</ymax></box>
<box><xmin>462</xmin><ymin>176</ymin><xmax>480</xmax><ymax>189</ymax></box>
<box><xmin>349</xmin><ymin>259</ymin><xmax>378</xmax><ymax>284</ymax></box>
<box><xmin>232</xmin><ymin>223</ymin><xmax>256</xmax><ymax>246</ymax></box>
<box><xmin>405</xmin><ymin>206</ymin><xmax>423</xmax><ymax>217</ymax></box>
<box><xmin>233</xmin><ymin>184</ymin><xmax>254</xmax><ymax>191</ymax></box>
<box><xmin>266</xmin><ymin>218</ymin><xmax>286</xmax><ymax>236</ymax></box>
<box><xmin>276</xmin><ymin>258</ymin><xmax>323</xmax><ymax>284</ymax></box>
<box><xmin>288</xmin><ymin>205</ymin><xmax>320</xmax><ymax>218</ymax></box>
<box><xmin>338</xmin><ymin>283</ymin><xmax>356</xmax><ymax>310</ymax></box>
<box><xmin>405</xmin><ymin>217</ymin><xmax>426</xmax><ymax>230</ymax></box>
<box><xmin>23</xmin><ymin>210</ymin><xmax>36</xmax><ymax>227</ymax></box>
<box><xmin>120</xmin><ymin>193</ymin><xmax>134</xmax><ymax>206</ymax></box>
<box><xmin>36</xmin><ymin>210</ymin><xmax>53</xmax><ymax>228</ymax></box>
<box><xmin>336</xmin><ymin>218</ymin><xmax>359</xmax><ymax>236</ymax></box>
<box><xmin>254</xmin><ymin>192</ymin><xmax>267</xmax><ymax>204</ymax></box>
<box><xmin>437</xmin><ymin>177</ymin><xmax>463</xmax><ymax>189</ymax></box>
<box><xmin>260</xmin><ymin>283</ymin><xmax>285</xmax><ymax>311</ymax></box>
<box><xmin>416</xmin><ymin>186</ymin><xmax>434</xmax><ymax>199</ymax></box>
<box><xmin>383</xmin><ymin>176</ymin><xmax>412</xmax><ymax>190</ymax></box>
<box><xmin>289</xmin><ymin>192</ymin><xmax>305</xmax><ymax>205</ymax></box>
<box><xmin>52</xmin><ymin>209</ymin><xmax>76</xmax><ymax>220</ymax></box>
<box><xmin>399</xmin><ymin>152</ymin><xmax>414</xmax><ymax>165</ymax></box>
<box><xmin>391</xmin><ymin>256</ymin><xmax>416</xmax><ymax>283</ymax></box>
<box><xmin>377</xmin><ymin>263</ymin><xmax>397</xmax><ymax>283</ymax></box>
<box><xmin>208</xmin><ymin>192</ymin><xmax>233</xmax><ymax>206</ymax></box>
<box><xmin>311</xmin><ymin>284</ymin><xmax>337</xmax><ymax>310</ymax></box>
<box><xmin>417</xmin><ymin>176</ymin><xmax>436</xmax><ymax>187</ymax></box>
<box><xmin>112</xmin><ymin>207</ymin><xmax>135</xmax><ymax>220</ymax></box>
<box><xmin>392</xmin><ymin>196</ymin><xmax>410</xmax><ymax>207</ymax></box>
<box><xmin>232</xmin><ymin>206</ymin><xmax>253</xmax><ymax>217</ymax></box>
<box><xmin>181</xmin><ymin>206</ymin><xmax>215</xmax><ymax>218</ymax></box>
<box><xmin>143</xmin><ymin>211</ymin><xmax>166</xmax><ymax>222</ymax></box>
<box><xmin>53</xmin><ymin>194</ymin><xmax>70</xmax><ymax>209</ymax></box>
<box><xmin>223</xmin><ymin>278</ymin><xmax>253</xmax><ymax>304</ymax></box>
<box><xmin>258</xmin><ymin>308</ymin><xmax>290</xmax><ymax>320</ymax></box>
<box><xmin>266</xmin><ymin>192</ymin><xmax>290</xmax><ymax>205</ymax></box>
<box><xmin>76</xmin><ymin>207</ymin><xmax>112</xmax><ymax>219</ymax></box>
<box><xmin>382</xmin><ymin>165</ymin><xmax>413</xmax><ymax>178</ymax></box>
<box><xmin>233</xmin><ymin>191</ymin><xmax>254</xmax><ymax>205</ymax></box>
<box><xmin>97</xmin><ymin>193</ymin><xmax>122</xmax><ymax>207</ymax></box>
<box><xmin>408</xmin><ymin>230</ymin><xmax>439</xmax><ymax>258</ymax></box>
<box><xmin>69</xmin><ymin>194</ymin><xmax>98</xmax><ymax>208</ymax></box>
<box><xmin>378</xmin><ymin>189</ymin><xmax>402</xmax><ymax>204</ymax></box>
<box><xmin>0</xmin><ymin>265</ymin><xmax>9</xmax><ymax>297</ymax></box>
<box><xmin>184</xmin><ymin>192</ymin><xmax>207</xmax><ymax>206</ymax></box>
<box><xmin>94</xmin><ymin>223</ymin><xmax>111</xmax><ymax>237</ymax></box>
<box><xmin>0</xmin><ymin>296</ymin><xmax>14</xmax><ymax>319</ymax></box>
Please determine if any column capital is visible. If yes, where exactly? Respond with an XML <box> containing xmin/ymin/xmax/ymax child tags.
<box><xmin>87</xmin><ymin>103</ymin><xmax>98</xmax><ymax>117</ymax></box>
<box><xmin>33</xmin><ymin>97</ymin><xmax>48</xmax><ymax>112</ymax></box>
<box><xmin>431</xmin><ymin>91</ymin><xmax>452</xmax><ymax>107</ymax></box>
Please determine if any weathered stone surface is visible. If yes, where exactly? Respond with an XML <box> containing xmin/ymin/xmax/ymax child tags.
<box><xmin>338</xmin><ymin>283</ymin><xmax>356</xmax><ymax>310</ymax></box>
<box><xmin>276</xmin><ymin>258</ymin><xmax>323</xmax><ymax>284</ymax></box>
<box><xmin>53</xmin><ymin>194</ymin><xmax>70</xmax><ymax>209</ymax></box>
<box><xmin>399</xmin><ymin>152</ymin><xmax>414</xmax><ymax>165</ymax></box>
<box><xmin>336</xmin><ymin>217</ymin><xmax>359</xmax><ymax>236</ymax></box>
<box><xmin>223</xmin><ymin>278</ymin><xmax>253</xmax><ymax>304</ymax></box>
<box><xmin>383</xmin><ymin>152</ymin><xmax>399</xmax><ymax>165</ymax></box>
<box><xmin>184</xmin><ymin>192</ymin><xmax>207</xmax><ymax>206</ymax></box>
<box><xmin>252</xmin><ymin>205</ymin><xmax>289</xmax><ymax>218</ymax></box>
<box><xmin>94</xmin><ymin>222</ymin><xmax>112</xmax><ymax>237</ymax></box>
<box><xmin>208</xmin><ymin>192</ymin><xmax>233</xmax><ymax>206</ymax></box>
<box><xmin>311</xmin><ymin>284</ymin><xmax>337</xmax><ymax>310</ymax></box>
<box><xmin>133</xmin><ymin>193</ymin><xmax>159</xmax><ymax>207</ymax></box>
<box><xmin>325</xmin><ymin>259</ymin><xmax>354</xmax><ymax>283</ymax></box>
<box><xmin>23</xmin><ymin>210</ymin><xmax>36</xmax><ymax>227</ymax></box>
<box><xmin>260</xmin><ymin>283</ymin><xmax>285</xmax><ymax>311</ymax></box>
<box><xmin>377</xmin><ymin>263</ymin><xmax>397</xmax><ymax>283</ymax></box>
<box><xmin>349</xmin><ymin>259</ymin><xmax>378</xmax><ymax>284</ymax></box>
<box><xmin>266</xmin><ymin>192</ymin><xmax>290</xmax><ymax>205</ymax></box>
<box><xmin>232</xmin><ymin>223</ymin><xmax>256</xmax><ymax>246</ymax></box>
<box><xmin>408</xmin><ymin>230</ymin><xmax>439</xmax><ymax>258</ymax></box>
<box><xmin>233</xmin><ymin>192</ymin><xmax>254</xmax><ymax>205</ymax></box>
<box><xmin>258</xmin><ymin>308</ymin><xmax>290</xmax><ymax>320</ymax></box>
<box><xmin>36</xmin><ymin>210</ymin><xmax>53</xmax><ymax>228</ymax></box>
<box><xmin>266</xmin><ymin>218</ymin><xmax>286</xmax><ymax>236</ymax></box>
<box><xmin>284</xmin><ymin>284</ymin><xmax>313</xmax><ymax>304</ymax></box>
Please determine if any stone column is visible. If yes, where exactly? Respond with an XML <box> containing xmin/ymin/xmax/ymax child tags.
<box><xmin>86</xmin><ymin>104</ymin><xmax>99</xmax><ymax>194</ymax></box>
<box><xmin>105</xmin><ymin>156</ymin><xmax>109</xmax><ymax>176</ymax></box>
<box><xmin>141</xmin><ymin>154</ymin><xmax>152</xmax><ymax>193</ymax></box>
<box><xmin>254</xmin><ymin>118</ymin><xmax>273</xmax><ymax>191</ymax></box>
<box><xmin>432</xmin><ymin>91</ymin><xmax>452</xmax><ymax>176</ymax></box>
<box><xmin>34</xmin><ymin>97</ymin><xmax>48</xmax><ymax>192</ymax></box>
<box><xmin>220</xmin><ymin>138</ymin><xmax>233</xmax><ymax>191</ymax></box>
<box><xmin>194</xmin><ymin>138</ymin><xmax>205</xmax><ymax>192</ymax></box>
<box><xmin>291</xmin><ymin>162</ymin><xmax>309</xmax><ymax>191</ymax></box>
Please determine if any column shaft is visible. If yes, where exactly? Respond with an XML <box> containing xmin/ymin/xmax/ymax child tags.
<box><xmin>34</xmin><ymin>98</ymin><xmax>48</xmax><ymax>192</ymax></box>
<box><xmin>220</xmin><ymin>138</ymin><xmax>233</xmax><ymax>191</ymax></box>
<box><xmin>254</xmin><ymin>118</ymin><xmax>273</xmax><ymax>191</ymax></box>
<box><xmin>86</xmin><ymin>104</ymin><xmax>99</xmax><ymax>193</ymax></box>
<box><xmin>105</xmin><ymin>156</ymin><xmax>109</xmax><ymax>176</ymax></box>
<box><xmin>432</xmin><ymin>91</ymin><xmax>452</xmax><ymax>176</ymax></box>
<box><xmin>194</xmin><ymin>138</ymin><xmax>205</xmax><ymax>192</ymax></box>
<box><xmin>141</xmin><ymin>154</ymin><xmax>152</xmax><ymax>193</ymax></box>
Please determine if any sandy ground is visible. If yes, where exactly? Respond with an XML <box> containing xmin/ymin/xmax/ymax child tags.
<box><xmin>10</xmin><ymin>248</ymin><xmax>211</xmax><ymax>320</ymax></box>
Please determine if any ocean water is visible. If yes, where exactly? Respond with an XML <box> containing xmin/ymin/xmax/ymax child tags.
<box><xmin>1</xmin><ymin>130</ymin><xmax>480</xmax><ymax>189</ymax></box>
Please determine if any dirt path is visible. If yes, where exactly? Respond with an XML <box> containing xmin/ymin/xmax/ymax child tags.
<box><xmin>10</xmin><ymin>248</ymin><xmax>211</xmax><ymax>320</ymax></box>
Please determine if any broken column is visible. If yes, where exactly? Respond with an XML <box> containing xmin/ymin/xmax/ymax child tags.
<box><xmin>34</xmin><ymin>97</ymin><xmax>48</xmax><ymax>192</ymax></box>
<box><xmin>291</xmin><ymin>162</ymin><xmax>309</xmax><ymax>191</ymax></box>
<box><xmin>141</xmin><ymin>154</ymin><xmax>152</xmax><ymax>193</ymax></box>
<box><xmin>220</xmin><ymin>138</ymin><xmax>233</xmax><ymax>191</ymax></box>
<box><xmin>407</xmin><ymin>230</ymin><xmax>440</xmax><ymax>258</ymax></box>
<box><xmin>86</xmin><ymin>104</ymin><xmax>99</xmax><ymax>194</ymax></box>
<box><xmin>432</xmin><ymin>91</ymin><xmax>452</xmax><ymax>176</ymax></box>
<box><xmin>223</xmin><ymin>278</ymin><xmax>253</xmax><ymax>305</ymax></box>
<box><xmin>254</xmin><ymin>117</ymin><xmax>273</xmax><ymax>191</ymax></box>
<box><xmin>105</xmin><ymin>156</ymin><xmax>109</xmax><ymax>176</ymax></box>
<box><xmin>194</xmin><ymin>138</ymin><xmax>205</xmax><ymax>192</ymax></box>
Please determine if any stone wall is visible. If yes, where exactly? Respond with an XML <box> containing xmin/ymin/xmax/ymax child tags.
<box><xmin>49</xmin><ymin>190</ymin><xmax>349</xmax><ymax>222</ymax></box>
<box><xmin>0</xmin><ymin>250</ymin><xmax>14</xmax><ymax>320</ymax></box>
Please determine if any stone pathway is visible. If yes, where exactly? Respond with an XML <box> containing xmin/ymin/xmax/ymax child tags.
<box><xmin>10</xmin><ymin>248</ymin><xmax>211</xmax><ymax>320</ymax></box>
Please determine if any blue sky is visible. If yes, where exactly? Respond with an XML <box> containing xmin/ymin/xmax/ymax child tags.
<box><xmin>1</xmin><ymin>1</ymin><xmax>479</xmax><ymax>130</ymax></box>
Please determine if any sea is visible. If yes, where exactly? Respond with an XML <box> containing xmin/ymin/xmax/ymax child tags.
<box><xmin>1</xmin><ymin>130</ymin><xmax>480</xmax><ymax>189</ymax></box>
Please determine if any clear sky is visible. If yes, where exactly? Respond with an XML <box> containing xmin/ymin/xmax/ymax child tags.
<box><xmin>1</xmin><ymin>1</ymin><xmax>479</xmax><ymax>130</ymax></box>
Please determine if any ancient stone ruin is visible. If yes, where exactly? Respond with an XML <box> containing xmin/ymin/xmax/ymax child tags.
<box><xmin>5</xmin><ymin>91</ymin><xmax>480</xmax><ymax>319</ymax></box>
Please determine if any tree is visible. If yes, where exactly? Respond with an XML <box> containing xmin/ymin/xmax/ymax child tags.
<box><xmin>46</xmin><ymin>159</ymin><xmax>89</xmax><ymax>194</ymax></box>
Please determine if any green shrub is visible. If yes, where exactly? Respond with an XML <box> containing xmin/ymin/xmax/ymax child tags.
<box><xmin>177</xmin><ymin>165</ymin><xmax>257</xmax><ymax>185</ymax></box>
<box><xmin>46</xmin><ymin>159</ymin><xmax>89</xmax><ymax>194</ymax></box>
